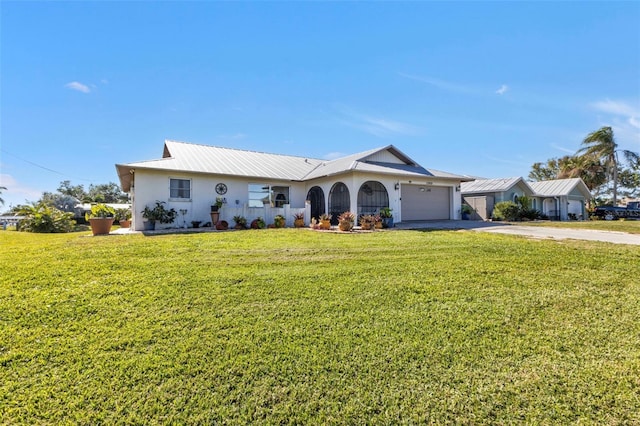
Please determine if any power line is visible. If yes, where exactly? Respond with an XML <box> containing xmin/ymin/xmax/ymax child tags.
<box><xmin>0</xmin><ymin>148</ymin><xmax>97</xmax><ymax>182</ymax></box>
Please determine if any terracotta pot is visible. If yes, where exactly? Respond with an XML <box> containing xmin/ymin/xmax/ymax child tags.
<box><xmin>320</xmin><ymin>220</ymin><xmax>331</xmax><ymax>230</ymax></box>
<box><xmin>375</xmin><ymin>222</ymin><xmax>383</xmax><ymax>229</ymax></box>
<box><xmin>294</xmin><ymin>219</ymin><xmax>304</xmax><ymax>228</ymax></box>
<box><xmin>119</xmin><ymin>220</ymin><xmax>131</xmax><ymax>228</ymax></box>
<box><xmin>89</xmin><ymin>218</ymin><xmax>114</xmax><ymax>236</ymax></box>
<box><xmin>210</xmin><ymin>212</ymin><xmax>220</xmax><ymax>224</ymax></box>
<box><xmin>338</xmin><ymin>220</ymin><xmax>353</xmax><ymax>231</ymax></box>
<box><xmin>360</xmin><ymin>222</ymin><xmax>372</xmax><ymax>230</ymax></box>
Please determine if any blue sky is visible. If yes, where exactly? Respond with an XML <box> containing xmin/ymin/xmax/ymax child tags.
<box><xmin>1</xmin><ymin>1</ymin><xmax>639</xmax><ymax>211</ymax></box>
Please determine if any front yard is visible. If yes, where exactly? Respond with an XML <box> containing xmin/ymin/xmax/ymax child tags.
<box><xmin>1</xmin><ymin>229</ymin><xmax>638</xmax><ymax>424</ymax></box>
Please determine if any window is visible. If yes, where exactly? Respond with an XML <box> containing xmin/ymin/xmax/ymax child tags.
<box><xmin>248</xmin><ymin>184</ymin><xmax>290</xmax><ymax>207</ymax></box>
<box><xmin>170</xmin><ymin>178</ymin><xmax>191</xmax><ymax>199</ymax></box>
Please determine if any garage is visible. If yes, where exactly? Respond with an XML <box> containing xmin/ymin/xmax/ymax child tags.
<box><xmin>401</xmin><ymin>184</ymin><xmax>451</xmax><ymax>221</ymax></box>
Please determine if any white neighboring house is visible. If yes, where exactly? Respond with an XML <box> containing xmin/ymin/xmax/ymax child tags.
<box><xmin>115</xmin><ymin>140</ymin><xmax>472</xmax><ymax>231</ymax></box>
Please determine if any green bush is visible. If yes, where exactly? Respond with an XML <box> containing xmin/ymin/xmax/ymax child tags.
<box><xmin>493</xmin><ymin>196</ymin><xmax>542</xmax><ymax>221</ymax></box>
<box><xmin>17</xmin><ymin>203</ymin><xmax>76</xmax><ymax>233</ymax></box>
<box><xmin>492</xmin><ymin>201</ymin><xmax>520</xmax><ymax>221</ymax></box>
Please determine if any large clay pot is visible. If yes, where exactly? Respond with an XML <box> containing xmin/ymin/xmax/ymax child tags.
<box><xmin>89</xmin><ymin>218</ymin><xmax>114</xmax><ymax>236</ymax></box>
<box><xmin>210</xmin><ymin>212</ymin><xmax>220</xmax><ymax>225</ymax></box>
<box><xmin>119</xmin><ymin>220</ymin><xmax>131</xmax><ymax>229</ymax></box>
<box><xmin>320</xmin><ymin>219</ymin><xmax>331</xmax><ymax>230</ymax></box>
<box><xmin>338</xmin><ymin>220</ymin><xmax>353</xmax><ymax>232</ymax></box>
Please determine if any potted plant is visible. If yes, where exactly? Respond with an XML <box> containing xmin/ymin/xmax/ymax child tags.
<box><xmin>359</xmin><ymin>214</ymin><xmax>375</xmax><ymax>230</ymax></box>
<box><xmin>210</xmin><ymin>197</ymin><xmax>224</xmax><ymax>223</ymax></box>
<box><xmin>250</xmin><ymin>217</ymin><xmax>266</xmax><ymax>229</ymax></box>
<box><xmin>373</xmin><ymin>214</ymin><xmax>382</xmax><ymax>229</ymax></box>
<box><xmin>87</xmin><ymin>203</ymin><xmax>116</xmax><ymax>236</ymax></box>
<box><xmin>274</xmin><ymin>214</ymin><xmax>286</xmax><ymax>228</ymax></box>
<box><xmin>461</xmin><ymin>204</ymin><xmax>473</xmax><ymax>220</ymax></box>
<box><xmin>216</xmin><ymin>220</ymin><xmax>229</xmax><ymax>230</ymax></box>
<box><xmin>319</xmin><ymin>213</ymin><xmax>331</xmax><ymax>230</ymax></box>
<box><xmin>115</xmin><ymin>208</ymin><xmax>132</xmax><ymax>228</ymax></box>
<box><xmin>191</xmin><ymin>220</ymin><xmax>202</xmax><ymax>228</ymax></box>
<box><xmin>233</xmin><ymin>215</ymin><xmax>247</xmax><ymax>230</ymax></box>
<box><xmin>380</xmin><ymin>207</ymin><xmax>394</xmax><ymax>228</ymax></box>
<box><xmin>141</xmin><ymin>201</ymin><xmax>177</xmax><ymax>231</ymax></box>
<box><xmin>292</xmin><ymin>212</ymin><xmax>305</xmax><ymax>228</ymax></box>
<box><xmin>338</xmin><ymin>211</ymin><xmax>355</xmax><ymax>231</ymax></box>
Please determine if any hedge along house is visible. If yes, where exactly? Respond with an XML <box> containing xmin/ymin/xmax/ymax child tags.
<box><xmin>461</xmin><ymin>177</ymin><xmax>591</xmax><ymax>221</ymax></box>
<box><xmin>115</xmin><ymin>140</ymin><xmax>471</xmax><ymax>231</ymax></box>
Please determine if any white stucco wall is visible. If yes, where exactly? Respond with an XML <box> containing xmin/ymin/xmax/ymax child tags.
<box><xmin>130</xmin><ymin>169</ymin><xmax>465</xmax><ymax>230</ymax></box>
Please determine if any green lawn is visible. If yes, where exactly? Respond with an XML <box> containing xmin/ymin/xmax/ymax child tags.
<box><xmin>514</xmin><ymin>219</ymin><xmax>640</xmax><ymax>234</ymax></box>
<box><xmin>1</xmin><ymin>229</ymin><xmax>639</xmax><ymax>424</ymax></box>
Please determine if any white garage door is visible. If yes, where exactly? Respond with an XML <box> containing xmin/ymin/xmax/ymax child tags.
<box><xmin>401</xmin><ymin>185</ymin><xmax>451</xmax><ymax>221</ymax></box>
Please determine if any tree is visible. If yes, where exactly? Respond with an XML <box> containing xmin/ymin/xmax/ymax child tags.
<box><xmin>57</xmin><ymin>180</ymin><xmax>86</xmax><ymax>200</ymax></box>
<box><xmin>0</xmin><ymin>186</ymin><xmax>6</xmax><ymax>206</ymax></box>
<box><xmin>86</xmin><ymin>182</ymin><xmax>128</xmax><ymax>203</ymax></box>
<box><xmin>578</xmin><ymin>126</ymin><xmax>640</xmax><ymax>205</ymax></box>
<box><xmin>528</xmin><ymin>159</ymin><xmax>560</xmax><ymax>181</ymax></box>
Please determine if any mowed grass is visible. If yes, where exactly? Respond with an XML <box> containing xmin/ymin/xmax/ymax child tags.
<box><xmin>1</xmin><ymin>229</ymin><xmax>639</xmax><ymax>424</ymax></box>
<box><xmin>515</xmin><ymin>219</ymin><xmax>640</xmax><ymax>234</ymax></box>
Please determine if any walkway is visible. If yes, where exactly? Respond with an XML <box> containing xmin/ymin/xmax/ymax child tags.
<box><xmin>395</xmin><ymin>220</ymin><xmax>640</xmax><ymax>246</ymax></box>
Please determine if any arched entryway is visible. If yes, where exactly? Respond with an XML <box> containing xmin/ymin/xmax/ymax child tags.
<box><xmin>357</xmin><ymin>181</ymin><xmax>389</xmax><ymax>220</ymax></box>
<box><xmin>306</xmin><ymin>186</ymin><xmax>325</xmax><ymax>220</ymax></box>
<box><xmin>329</xmin><ymin>182</ymin><xmax>350</xmax><ymax>224</ymax></box>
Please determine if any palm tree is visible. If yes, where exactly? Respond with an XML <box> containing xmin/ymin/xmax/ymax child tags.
<box><xmin>0</xmin><ymin>186</ymin><xmax>6</xmax><ymax>206</ymax></box>
<box><xmin>578</xmin><ymin>126</ymin><xmax>639</xmax><ymax>205</ymax></box>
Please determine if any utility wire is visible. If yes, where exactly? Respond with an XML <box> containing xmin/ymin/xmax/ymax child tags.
<box><xmin>0</xmin><ymin>148</ymin><xmax>96</xmax><ymax>182</ymax></box>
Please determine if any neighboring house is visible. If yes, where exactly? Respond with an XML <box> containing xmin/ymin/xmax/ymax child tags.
<box><xmin>461</xmin><ymin>177</ymin><xmax>591</xmax><ymax>221</ymax></box>
<box><xmin>461</xmin><ymin>177</ymin><xmax>535</xmax><ymax>220</ymax></box>
<box><xmin>115</xmin><ymin>140</ymin><xmax>472</xmax><ymax>231</ymax></box>
<box><xmin>528</xmin><ymin>178</ymin><xmax>591</xmax><ymax>221</ymax></box>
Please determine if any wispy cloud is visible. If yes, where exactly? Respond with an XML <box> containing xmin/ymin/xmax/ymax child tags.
<box><xmin>590</xmin><ymin>99</ymin><xmax>638</xmax><ymax>117</ymax></box>
<box><xmin>590</xmin><ymin>99</ymin><xmax>640</xmax><ymax>144</ymax></box>
<box><xmin>496</xmin><ymin>84</ymin><xmax>509</xmax><ymax>95</ymax></box>
<box><xmin>334</xmin><ymin>105</ymin><xmax>419</xmax><ymax>138</ymax></box>
<box><xmin>398</xmin><ymin>72</ymin><xmax>477</xmax><ymax>95</ymax></box>
<box><xmin>0</xmin><ymin>173</ymin><xmax>43</xmax><ymax>209</ymax></box>
<box><xmin>550</xmin><ymin>143</ymin><xmax>575</xmax><ymax>154</ymax></box>
<box><xmin>65</xmin><ymin>81</ymin><xmax>91</xmax><ymax>94</ymax></box>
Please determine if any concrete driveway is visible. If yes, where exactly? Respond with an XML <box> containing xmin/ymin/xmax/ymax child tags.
<box><xmin>395</xmin><ymin>220</ymin><xmax>640</xmax><ymax>246</ymax></box>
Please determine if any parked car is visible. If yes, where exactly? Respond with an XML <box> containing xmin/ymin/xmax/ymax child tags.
<box><xmin>594</xmin><ymin>202</ymin><xmax>640</xmax><ymax>220</ymax></box>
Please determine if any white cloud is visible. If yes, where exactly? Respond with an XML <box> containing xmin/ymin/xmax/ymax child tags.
<box><xmin>65</xmin><ymin>81</ymin><xmax>91</xmax><ymax>93</ymax></box>
<box><xmin>550</xmin><ymin>143</ymin><xmax>575</xmax><ymax>154</ymax></box>
<box><xmin>496</xmin><ymin>84</ymin><xmax>509</xmax><ymax>95</ymax></box>
<box><xmin>399</xmin><ymin>72</ymin><xmax>477</xmax><ymax>95</ymax></box>
<box><xmin>589</xmin><ymin>99</ymin><xmax>640</xmax><ymax>145</ymax></box>
<box><xmin>0</xmin><ymin>173</ymin><xmax>43</xmax><ymax>210</ymax></box>
<box><xmin>590</xmin><ymin>99</ymin><xmax>638</xmax><ymax>117</ymax></box>
<box><xmin>334</xmin><ymin>105</ymin><xmax>419</xmax><ymax>138</ymax></box>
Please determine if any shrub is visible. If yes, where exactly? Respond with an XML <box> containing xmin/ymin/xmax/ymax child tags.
<box><xmin>17</xmin><ymin>203</ymin><xmax>76</xmax><ymax>233</ymax></box>
<box><xmin>493</xmin><ymin>197</ymin><xmax>542</xmax><ymax>221</ymax></box>
<box><xmin>492</xmin><ymin>201</ymin><xmax>520</xmax><ymax>221</ymax></box>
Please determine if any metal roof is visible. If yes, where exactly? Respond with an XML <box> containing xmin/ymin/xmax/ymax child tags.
<box><xmin>461</xmin><ymin>177</ymin><xmax>529</xmax><ymax>194</ymax></box>
<box><xmin>116</xmin><ymin>140</ymin><xmax>470</xmax><ymax>191</ymax></box>
<box><xmin>528</xmin><ymin>178</ymin><xmax>591</xmax><ymax>197</ymax></box>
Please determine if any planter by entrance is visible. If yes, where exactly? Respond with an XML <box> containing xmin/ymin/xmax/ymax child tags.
<box><xmin>89</xmin><ymin>218</ymin><xmax>115</xmax><ymax>236</ymax></box>
<box><xmin>210</xmin><ymin>212</ymin><xmax>220</xmax><ymax>225</ymax></box>
<box><xmin>119</xmin><ymin>220</ymin><xmax>131</xmax><ymax>228</ymax></box>
<box><xmin>143</xmin><ymin>220</ymin><xmax>156</xmax><ymax>231</ymax></box>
